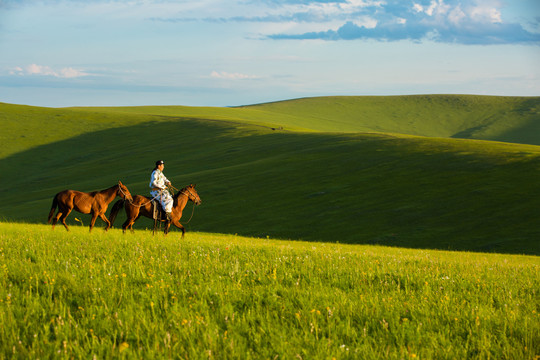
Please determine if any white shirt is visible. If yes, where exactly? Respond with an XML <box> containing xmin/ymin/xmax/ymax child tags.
<box><xmin>149</xmin><ymin>169</ymin><xmax>169</xmax><ymax>190</ymax></box>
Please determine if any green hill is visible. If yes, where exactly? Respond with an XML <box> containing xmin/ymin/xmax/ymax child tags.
<box><xmin>243</xmin><ymin>95</ymin><xmax>540</xmax><ymax>144</ymax></box>
<box><xmin>0</xmin><ymin>95</ymin><xmax>539</xmax><ymax>255</ymax></box>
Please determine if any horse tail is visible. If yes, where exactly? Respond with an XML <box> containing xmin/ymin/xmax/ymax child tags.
<box><xmin>47</xmin><ymin>194</ymin><xmax>58</xmax><ymax>223</ymax></box>
<box><xmin>108</xmin><ymin>199</ymin><xmax>125</xmax><ymax>227</ymax></box>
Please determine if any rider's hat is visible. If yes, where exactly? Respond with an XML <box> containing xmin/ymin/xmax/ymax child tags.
<box><xmin>156</xmin><ymin>160</ymin><xmax>164</xmax><ymax>166</ymax></box>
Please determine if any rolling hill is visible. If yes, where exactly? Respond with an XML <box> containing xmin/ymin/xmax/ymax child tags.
<box><xmin>243</xmin><ymin>95</ymin><xmax>540</xmax><ymax>145</ymax></box>
<box><xmin>0</xmin><ymin>95</ymin><xmax>539</xmax><ymax>254</ymax></box>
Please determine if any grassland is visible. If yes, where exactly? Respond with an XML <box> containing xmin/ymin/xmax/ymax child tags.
<box><xmin>2</xmin><ymin>95</ymin><xmax>540</xmax><ymax>160</ymax></box>
<box><xmin>1</xmin><ymin>222</ymin><xmax>538</xmax><ymax>359</ymax></box>
<box><xmin>0</xmin><ymin>95</ymin><xmax>539</xmax><ymax>358</ymax></box>
<box><xmin>244</xmin><ymin>95</ymin><xmax>540</xmax><ymax>145</ymax></box>
<box><xmin>1</xmin><ymin>96</ymin><xmax>539</xmax><ymax>254</ymax></box>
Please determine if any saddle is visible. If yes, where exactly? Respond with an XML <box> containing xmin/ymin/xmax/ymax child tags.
<box><xmin>151</xmin><ymin>200</ymin><xmax>167</xmax><ymax>221</ymax></box>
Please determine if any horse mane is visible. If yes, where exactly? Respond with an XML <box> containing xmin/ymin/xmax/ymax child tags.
<box><xmin>93</xmin><ymin>183</ymin><xmax>120</xmax><ymax>196</ymax></box>
<box><xmin>173</xmin><ymin>187</ymin><xmax>188</xmax><ymax>200</ymax></box>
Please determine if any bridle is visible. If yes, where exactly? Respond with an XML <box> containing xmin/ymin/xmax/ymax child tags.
<box><xmin>117</xmin><ymin>183</ymin><xmax>132</xmax><ymax>202</ymax></box>
<box><xmin>179</xmin><ymin>187</ymin><xmax>199</xmax><ymax>202</ymax></box>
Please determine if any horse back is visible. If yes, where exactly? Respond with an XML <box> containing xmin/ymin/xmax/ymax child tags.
<box><xmin>127</xmin><ymin>195</ymin><xmax>154</xmax><ymax>218</ymax></box>
<box><xmin>55</xmin><ymin>189</ymin><xmax>81</xmax><ymax>202</ymax></box>
<box><xmin>135</xmin><ymin>195</ymin><xmax>153</xmax><ymax>210</ymax></box>
<box><xmin>55</xmin><ymin>189</ymin><xmax>94</xmax><ymax>212</ymax></box>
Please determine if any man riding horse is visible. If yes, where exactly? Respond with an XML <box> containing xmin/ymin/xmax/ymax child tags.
<box><xmin>149</xmin><ymin>160</ymin><xmax>174</xmax><ymax>220</ymax></box>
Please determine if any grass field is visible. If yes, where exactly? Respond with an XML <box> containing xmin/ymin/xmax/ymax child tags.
<box><xmin>243</xmin><ymin>95</ymin><xmax>540</xmax><ymax>145</ymax></box>
<box><xmin>1</xmin><ymin>97</ymin><xmax>540</xmax><ymax>253</ymax></box>
<box><xmin>1</xmin><ymin>95</ymin><xmax>539</xmax><ymax>358</ymax></box>
<box><xmin>1</xmin><ymin>222</ymin><xmax>538</xmax><ymax>359</ymax></box>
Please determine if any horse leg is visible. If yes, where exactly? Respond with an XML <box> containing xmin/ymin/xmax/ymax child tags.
<box><xmin>89</xmin><ymin>212</ymin><xmax>99</xmax><ymax>232</ymax></box>
<box><xmin>170</xmin><ymin>219</ymin><xmax>185</xmax><ymax>239</ymax></box>
<box><xmin>51</xmin><ymin>211</ymin><xmax>62</xmax><ymax>230</ymax></box>
<box><xmin>121</xmin><ymin>219</ymin><xmax>129</xmax><ymax>233</ymax></box>
<box><xmin>129</xmin><ymin>215</ymin><xmax>141</xmax><ymax>233</ymax></box>
<box><xmin>129</xmin><ymin>214</ymin><xmax>141</xmax><ymax>234</ymax></box>
<box><xmin>163</xmin><ymin>219</ymin><xmax>172</xmax><ymax>235</ymax></box>
<box><xmin>98</xmin><ymin>212</ymin><xmax>111</xmax><ymax>231</ymax></box>
<box><xmin>122</xmin><ymin>206</ymin><xmax>140</xmax><ymax>234</ymax></box>
<box><xmin>122</xmin><ymin>218</ymin><xmax>135</xmax><ymax>233</ymax></box>
<box><xmin>59</xmin><ymin>209</ymin><xmax>72</xmax><ymax>232</ymax></box>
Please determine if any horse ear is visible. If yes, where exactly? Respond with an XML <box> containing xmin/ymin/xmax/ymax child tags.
<box><xmin>192</xmin><ymin>183</ymin><xmax>196</xmax><ymax>188</ymax></box>
<box><xmin>118</xmin><ymin>181</ymin><xmax>122</xmax><ymax>185</ymax></box>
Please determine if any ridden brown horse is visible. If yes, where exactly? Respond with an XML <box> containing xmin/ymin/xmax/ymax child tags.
<box><xmin>109</xmin><ymin>184</ymin><xmax>201</xmax><ymax>238</ymax></box>
<box><xmin>48</xmin><ymin>181</ymin><xmax>133</xmax><ymax>232</ymax></box>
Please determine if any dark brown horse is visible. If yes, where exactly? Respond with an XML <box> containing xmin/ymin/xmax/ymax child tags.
<box><xmin>48</xmin><ymin>181</ymin><xmax>133</xmax><ymax>232</ymax></box>
<box><xmin>109</xmin><ymin>184</ymin><xmax>201</xmax><ymax>238</ymax></box>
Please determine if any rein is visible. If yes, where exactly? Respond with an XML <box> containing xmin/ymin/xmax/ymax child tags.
<box><xmin>179</xmin><ymin>189</ymin><xmax>197</xmax><ymax>224</ymax></box>
<box><xmin>132</xmin><ymin>193</ymin><xmax>160</xmax><ymax>208</ymax></box>
<box><xmin>117</xmin><ymin>184</ymin><xmax>158</xmax><ymax>208</ymax></box>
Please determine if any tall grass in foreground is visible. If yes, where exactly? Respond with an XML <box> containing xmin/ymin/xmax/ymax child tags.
<box><xmin>0</xmin><ymin>222</ymin><xmax>538</xmax><ymax>359</ymax></box>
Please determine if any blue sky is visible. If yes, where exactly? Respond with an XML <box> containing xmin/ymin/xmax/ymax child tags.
<box><xmin>1</xmin><ymin>0</ymin><xmax>539</xmax><ymax>107</ymax></box>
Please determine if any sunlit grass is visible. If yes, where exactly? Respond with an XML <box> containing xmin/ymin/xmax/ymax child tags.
<box><xmin>1</xmin><ymin>222</ymin><xmax>538</xmax><ymax>359</ymax></box>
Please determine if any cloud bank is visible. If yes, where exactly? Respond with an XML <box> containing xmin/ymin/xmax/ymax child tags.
<box><xmin>151</xmin><ymin>0</ymin><xmax>540</xmax><ymax>45</ymax></box>
<box><xmin>266</xmin><ymin>0</ymin><xmax>540</xmax><ymax>44</ymax></box>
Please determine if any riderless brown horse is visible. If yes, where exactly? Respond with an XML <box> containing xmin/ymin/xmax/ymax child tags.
<box><xmin>109</xmin><ymin>184</ymin><xmax>201</xmax><ymax>238</ymax></box>
<box><xmin>47</xmin><ymin>181</ymin><xmax>133</xmax><ymax>232</ymax></box>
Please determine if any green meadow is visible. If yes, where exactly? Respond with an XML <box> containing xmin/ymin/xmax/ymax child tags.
<box><xmin>0</xmin><ymin>95</ymin><xmax>539</xmax><ymax>253</ymax></box>
<box><xmin>0</xmin><ymin>223</ymin><xmax>538</xmax><ymax>359</ymax></box>
<box><xmin>0</xmin><ymin>95</ymin><xmax>539</xmax><ymax>358</ymax></box>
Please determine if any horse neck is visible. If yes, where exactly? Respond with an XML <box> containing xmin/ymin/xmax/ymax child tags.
<box><xmin>174</xmin><ymin>191</ymin><xmax>189</xmax><ymax>211</ymax></box>
<box><xmin>101</xmin><ymin>185</ymin><xmax>120</xmax><ymax>204</ymax></box>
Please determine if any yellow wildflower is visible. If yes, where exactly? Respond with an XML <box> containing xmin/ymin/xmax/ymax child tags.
<box><xmin>119</xmin><ymin>342</ymin><xmax>129</xmax><ymax>352</ymax></box>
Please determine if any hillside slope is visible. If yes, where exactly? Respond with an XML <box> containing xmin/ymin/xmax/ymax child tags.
<box><xmin>1</xmin><ymin>99</ymin><xmax>539</xmax><ymax>254</ymax></box>
<box><xmin>67</xmin><ymin>95</ymin><xmax>540</xmax><ymax>145</ymax></box>
<box><xmin>243</xmin><ymin>95</ymin><xmax>540</xmax><ymax>145</ymax></box>
<box><xmin>3</xmin><ymin>95</ymin><xmax>538</xmax><ymax>153</ymax></box>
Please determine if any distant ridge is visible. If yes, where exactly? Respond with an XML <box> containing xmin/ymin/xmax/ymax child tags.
<box><xmin>2</xmin><ymin>95</ymin><xmax>539</xmax><ymax>147</ymax></box>
<box><xmin>242</xmin><ymin>95</ymin><xmax>540</xmax><ymax>145</ymax></box>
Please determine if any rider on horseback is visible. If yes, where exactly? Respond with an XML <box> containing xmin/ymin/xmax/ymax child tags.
<box><xmin>150</xmin><ymin>160</ymin><xmax>173</xmax><ymax>220</ymax></box>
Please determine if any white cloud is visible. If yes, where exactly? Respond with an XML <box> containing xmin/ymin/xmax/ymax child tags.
<box><xmin>10</xmin><ymin>64</ymin><xmax>89</xmax><ymax>78</ymax></box>
<box><xmin>412</xmin><ymin>1</ymin><xmax>502</xmax><ymax>24</ymax></box>
<box><xmin>412</xmin><ymin>3</ymin><xmax>423</xmax><ymax>13</ymax></box>
<box><xmin>412</xmin><ymin>0</ymin><xmax>450</xmax><ymax>17</ymax></box>
<box><xmin>470</xmin><ymin>4</ymin><xmax>502</xmax><ymax>24</ymax></box>
<box><xmin>26</xmin><ymin>64</ymin><xmax>56</xmax><ymax>76</ymax></box>
<box><xmin>448</xmin><ymin>6</ymin><xmax>466</xmax><ymax>24</ymax></box>
<box><xmin>210</xmin><ymin>71</ymin><xmax>259</xmax><ymax>80</ymax></box>
<box><xmin>397</xmin><ymin>17</ymin><xmax>407</xmax><ymax>25</ymax></box>
<box><xmin>58</xmin><ymin>67</ymin><xmax>89</xmax><ymax>78</ymax></box>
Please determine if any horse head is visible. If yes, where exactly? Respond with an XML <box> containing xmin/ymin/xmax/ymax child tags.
<box><xmin>118</xmin><ymin>181</ymin><xmax>133</xmax><ymax>202</ymax></box>
<box><xmin>184</xmin><ymin>184</ymin><xmax>202</xmax><ymax>205</ymax></box>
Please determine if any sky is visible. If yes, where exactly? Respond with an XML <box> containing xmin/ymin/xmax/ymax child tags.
<box><xmin>0</xmin><ymin>0</ymin><xmax>539</xmax><ymax>107</ymax></box>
